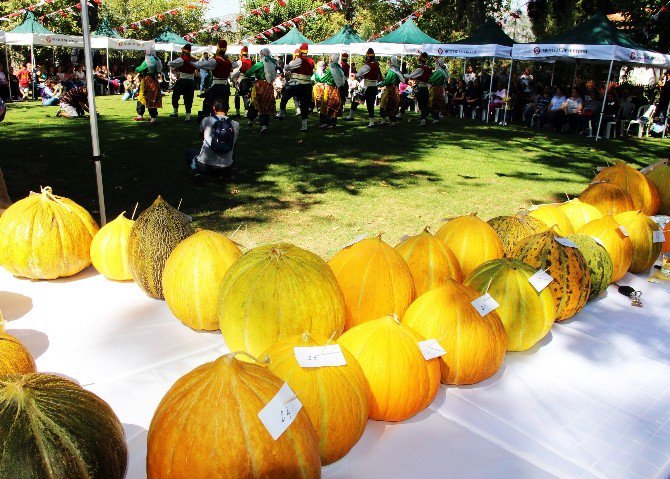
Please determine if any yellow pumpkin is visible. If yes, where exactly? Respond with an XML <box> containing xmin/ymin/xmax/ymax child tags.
<box><xmin>579</xmin><ymin>181</ymin><xmax>635</xmax><ymax>216</ymax></box>
<box><xmin>594</xmin><ymin>161</ymin><xmax>661</xmax><ymax>215</ymax></box>
<box><xmin>328</xmin><ymin>236</ymin><xmax>415</xmax><ymax>329</ymax></box>
<box><xmin>0</xmin><ymin>322</ymin><xmax>37</xmax><ymax>376</ymax></box>
<box><xmin>148</xmin><ymin>352</ymin><xmax>321</xmax><ymax>479</ymax></box>
<box><xmin>90</xmin><ymin>212</ymin><xmax>134</xmax><ymax>281</ymax></box>
<box><xmin>464</xmin><ymin>259</ymin><xmax>555</xmax><ymax>351</ymax></box>
<box><xmin>0</xmin><ymin>187</ymin><xmax>99</xmax><ymax>280</ymax></box>
<box><xmin>486</xmin><ymin>213</ymin><xmax>548</xmax><ymax>257</ymax></box>
<box><xmin>218</xmin><ymin>243</ymin><xmax>346</xmax><ymax>357</ymax></box>
<box><xmin>394</xmin><ymin>227</ymin><xmax>463</xmax><ymax>295</ymax></box>
<box><xmin>337</xmin><ymin>314</ymin><xmax>440</xmax><ymax>422</ymax></box>
<box><xmin>262</xmin><ymin>332</ymin><xmax>370</xmax><ymax>465</ymax></box>
<box><xmin>557</xmin><ymin>199</ymin><xmax>603</xmax><ymax>231</ymax></box>
<box><xmin>435</xmin><ymin>213</ymin><xmax>504</xmax><ymax>277</ymax></box>
<box><xmin>614</xmin><ymin>211</ymin><xmax>663</xmax><ymax>273</ymax></box>
<box><xmin>577</xmin><ymin>216</ymin><xmax>633</xmax><ymax>282</ymax></box>
<box><xmin>402</xmin><ymin>279</ymin><xmax>506</xmax><ymax>384</ymax></box>
<box><xmin>163</xmin><ymin>230</ymin><xmax>242</xmax><ymax>331</ymax></box>
<box><xmin>645</xmin><ymin>163</ymin><xmax>670</xmax><ymax>214</ymax></box>
<box><xmin>529</xmin><ymin>204</ymin><xmax>574</xmax><ymax>236</ymax></box>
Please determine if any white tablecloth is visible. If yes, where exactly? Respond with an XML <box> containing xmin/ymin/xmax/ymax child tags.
<box><xmin>2</xmin><ymin>267</ymin><xmax>669</xmax><ymax>479</ymax></box>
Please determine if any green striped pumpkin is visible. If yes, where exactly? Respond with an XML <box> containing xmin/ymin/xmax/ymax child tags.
<box><xmin>127</xmin><ymin>196</ymin><xmax>194</xmax><ymax>299</ymax></box>
<box><xmin>567</xmin><ymin>234</ymin><xmax>614</xmax><ymax>300</ymax></box>
<box><xmin>486</xmin><ymin>213</ymin><xmax>548</xmax><ymax>257</ymax></box>
<box><xmin>0</xmin><ymin>373</ymin><xmax>127</xmax><ymax>479</ymax></box>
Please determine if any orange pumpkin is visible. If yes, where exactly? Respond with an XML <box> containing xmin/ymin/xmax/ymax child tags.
<box><xmin>529</xmin><ymin>204</ymin><xmax>575</xmax><ymax>236</ymax></box>
<box><xmin>663</xmin><ymin>222</ymin><xmax>670</xmax><ymax>254</ymax></box>
<box><xmin>579</xmin><ymin>181</ymin><xmax>635</xmax><ymax>216</ymax></box>
<box><xmin>486</xmin><ymin>213</ymin><xmax>548</xmax><ymax>257</ymax></box>
<box><xmin>646</xmin><ymin>163</ymin><xmax>670</xmax><ymax>214</ymax></box>
<box><xmin>594</xmin><ymin>161</ymin><xmax>661</xmax><ymax>215</ymax></box>
<box><xmin>614</xmin><ymin>211</ymin><xmax>662</xmax><ymax>273</ymax></box>
<box><xmin>577</xmin><ymin>216</ymin><xmax>633</xmax><ymax>282</ymax></box>
<box><xmin>558</xmin><ymin>199</ymin><xmax>603</xmax><ymax>231</ymax></box>
<box><xmin>0</xmin><ymin>322</ymin><xmax>37</xmax><ymax>376</ymax></box>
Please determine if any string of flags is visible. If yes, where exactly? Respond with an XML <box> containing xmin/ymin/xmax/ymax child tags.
<box><xmin>1</xmin><ymin>0</ymin><xmax>63</xmax><ymax>21</ymax></box>
<box><xmin>40</xmin><ymin>0</ymin><xmax>100</xmax><ymax>21</ymax></box>
<box><xmin>184</xmin><ymin>19</ymin><xmax>234</xmax><ymax>41</ymax></box>
<box><xmin>238</xmin><ymin>0</ymin><xmax>288</xmax><ymax>21</ymax></box>
<box><xmin>245</xmin><ymin>0</ymin><xmax>341</xmax><ymax>42</ymax></box>
<box><xmin>369</xmin><ymin>0</ymin><xmax>440</xmax><ymax>40</ymax></box>
<box><xmin>115</xmin><ymin>0</ymin><xmax>209</xmax><ymax>35</ymax></box>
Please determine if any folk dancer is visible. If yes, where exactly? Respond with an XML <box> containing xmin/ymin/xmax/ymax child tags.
<box><xmin>405</xmin><ymin>52</ymin><xmax>433</xmax><ymax>126</ymax></box>
<box><xmin>244</xmin><ymin>48</ymin><xmax>278</xmax><ymax>134</ymax></box>
<box><xmin>133</xmin><ymin>45</ymin><xmax>163</xmax><ymax>124</ymax></box>
<box><xmin>378</xmin><ymin>56</ymin><xmax>404</xmax><ymax>127</ymax></box>
<box><xmin>312</xmin><ymin>61</ymin><xmax>326</xmax><ymax>113</ymax></box>
<box><xmin>348</xmin><ymin>48</ymin><xmax>382</xmax><ymax>128</ymax></box>
<box><xmin>276</xmin><ymin>48</ymin><xmax>303</xmax><ymax>119</ymax></box>
<box><xmin>284</xmin><ymin>42</ymin><xmax>314</xmax><ymax>132</ymax></box>
<box><xmin>231</xmin><ymin>45</ymin><xmax>254</xmax><ymax>118</ymax></box>
<box><xmin>428</xmin><ymin>58</ymin><xmax>449</xmax><ymax>123</ymax></box>
<box><xmin>319</xmin><ymin>54</ymin><xmax>346</xmax><ymax>128</ymax></box>
<box><xmin>338</xmin><ymin>52</ymin><xmax>351</xmax><ymax>115</ymax></box>
<box><xmin>192</xmin><ymin>40</ymin><xmax>238</xmax><ymax>124</ymax></box>
<box><xmin>167</xmin><ymin>43</ymin><xmax>197</xmax><ymax>122</ymax></box>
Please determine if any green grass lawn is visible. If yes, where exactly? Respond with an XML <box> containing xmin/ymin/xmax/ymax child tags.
<box><xmin>3</xmin><ymin>95</ymin><xmax>668</xmax><ymax>258</ymax></box>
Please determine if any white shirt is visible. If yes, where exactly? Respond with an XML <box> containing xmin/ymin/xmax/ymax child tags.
<box><xmin>0</xmin><ymin>71</ymin><xmax>6</xmax><ymax>85</ymax></box>
<box><xmin>197</xmin><ymin>114</ymin><xmax>240</xmax><ymax>168</ymax></box>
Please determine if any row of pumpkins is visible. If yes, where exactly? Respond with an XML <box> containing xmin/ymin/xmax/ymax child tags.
<box><xmin>0</xmin><ymin>160</ymin><xmax>669</xmax><ymax>478</ymax></box>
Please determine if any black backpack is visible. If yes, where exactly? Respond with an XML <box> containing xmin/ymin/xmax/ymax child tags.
<box><xmin>207</xmin><ymin>116</ymin><xmax>235</xmax><ymax>154</ymax></box>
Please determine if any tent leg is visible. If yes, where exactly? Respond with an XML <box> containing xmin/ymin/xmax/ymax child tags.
<box><xmin>80</xmin><ymin>0</ymin><xmax>106</xmax><ymax>225</ymax></box>
<box><xmin>487</xmin><ymin>57</ymin><xmax>495</xmax><ymax>122</ymax></box>
<box><xmin>106</xmin><ymin>47</ymin><xmax>110</xmax><ymax>93</ymax></box>
<box><xmin>5</xmin><ymin>45</ymin><xmax>11</xmax><ymax>100</ymax></box>
<box><xmin>400</xmin><ymin>54</ymin><xmax>404</xmax><ymax>72</ymax></box>
<box><xmin>550</xmin><ymin>63</ymin><xmax>555</xmax><ymax>85</ymax></box>
<box><xmin>169</xmin><ymin>50</ymin><xmax>173</xmax><ymax>89</ymax></box>
<box><xmin>503</xmin><ymin>59</ymin><xmax>513</xmax><ymax>126</ymax></box>
<box><xmin>663</xmin><ymin>100</ymin><xmax>670</xmax><ymax>139</ymax></box>
<box><xmin>572</xmin><ymin>61</ymin><xmax>578</xmax><ymax>88</ymax></box>
<box><xmin>30</xmin><ymin>43</ymin><xmax>35</xmax><ymax>100</ymax></box>
<box><xmin>595</xmin><ymin>59</ymin><xmax>614</xmax><ymax>142</ymax></box>
<box><xmin>462</xmin><ymin>58</ymin><xmax>466</xmax><ymax>81</ymax></box>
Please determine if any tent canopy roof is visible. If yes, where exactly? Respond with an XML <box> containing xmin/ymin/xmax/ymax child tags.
<box><xmin>8</xmin><ymin>11</ymin><xmax>53</xmax><ymax>34</ymax></box>
<box><xmin>539</xmin><ymin>12</ymin><xmax>647</xmax><ymax>49</ymax></box>
<box><xmin>455</xmin><ymin>18</ymin><xmax>513</xmax><ymax>47</ymax></box>
<box><xmin>271</xmin><ymin>26</ymin><xmax>312</xmax><ymax>45</ymax></box>
<box><xmin>319</xmin><ymin>24</ymin><xmax>364</xmax><ymax>45</ymax></box>
<box><xmin>376</xmin><ymin>18</ymin><xmax>439</xmax><ymax>44</ymax></box>
<box><xmin>154</xmin><ymin>26</ymin><xmax>187</xmax><ymax>44</ymax></box>
<box><xmin>93</xmin><ymin>17</ymin><xmax>121</xmax><ymax>38</ymax></box>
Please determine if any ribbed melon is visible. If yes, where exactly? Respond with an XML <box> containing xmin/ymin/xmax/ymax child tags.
<box><xmin>594</xmin><ymin>161</ymin><xmax>661</xmax><ymax>215</ymax></box>
<box><xmin>512</xmin><ymin>230</ymin><xmax>590</xmax><ymax>321</ymax></box>
<box><xmin>435</xmin><ymin>213</ymin><xmax>504</xmax><ymax>277</ymax></box>
<box><xmin>394</xmin><ymin>228</ymin><xmax>463</xmax><ymax>295</ymax></box>
<box><xmin>577</xmin><ymin>216</ymin><xmax>633</xmax><ymax>282</ymax></box>
<box><xmin>0</xmin><ymin>373</ymin><xmax>127</xmax><ymax>479</ymax></box>
<box><xmin>0</xmin><ymin>322</ymin><xmax>37</xmax><ymax>376</ymax></box>
<box><xmin>614</xmin><ymin>211</ymin><xmax>662</xmax><ymax>273</ymax></box>
<box><xmin>579</xmin><ymin>181</ymin><xmax>635</xmax><ymax>216</ymax></box>
<box><xmin>529</xmin><ymin>204</ymin><xmax>574</xmax><ymax>236</ymax></box>
<box><xmin>486</xmin><ymin>213</ymin><xmax>548</xmax><ymax>257</ymax></box>
<box><xmin>90</xmin><ymin>212</ymin><xmax>134</xmax><ymax>281</ymax></box>
<box><xmin>464</xmin><ymin>259</ymin><xmax>555</xmax><ymax>351</ymax></box>
<box><xmin>664</xmin><ymin>223</ymin><xmax>670</xmax><ymax>253</ymax></box>
<box><xmin>567</xmin><ymin>234</ymin><xmax>614</xmax><ymax>300</ymax></box>
<box><xmin>558</xmin><ymin>199</ymin><xmax>603</xmax><ymax>231</ymax></box>
<box><xmin>127</xmin><ymin>196</ymin><xmax>194</xmax><ymax>299</ymax></box>
<box><xmin>646</xmin><ymin>164</ymin><xmax>670</xmax><ymax>214</ymax></box>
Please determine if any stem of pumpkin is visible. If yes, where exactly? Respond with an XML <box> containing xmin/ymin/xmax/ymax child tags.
<box><xmin>41</xmin><ymin>186</ymin><xmax>73</xmax><ymax>213</ymax></box>
<box><xmin>226</xmin><ymin>351</ymin><xmax>269</xmax><ymax>364</ymax></box>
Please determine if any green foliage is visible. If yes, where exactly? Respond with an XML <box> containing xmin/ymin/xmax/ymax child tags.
<box><xmin>0</xmin><ymin>0</ymin><xmax>99</xmax><ymax>35</ymax></box>
<box><xmin>613</xmin><ymin>0</ymin><xmax>670</xmax><ymax>53</ymax></box>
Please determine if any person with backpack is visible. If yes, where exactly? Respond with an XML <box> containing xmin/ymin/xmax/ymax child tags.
<box><xmin>185</xmin><ymin>99</ymin><xmax>239</xmax><ymax>181</ymax></box>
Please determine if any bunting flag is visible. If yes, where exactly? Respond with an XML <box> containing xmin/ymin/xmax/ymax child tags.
<box><xmin>237</xmin><ymin>0</ymin><xmax>290</xmax><ymax>21</ymax></box>
<box><xmin>184</xmin><ymin>18</ymin><xmax>234</xmax><ymax>41</ymax></box>
<box><xmin>368</xmin><ymin>0</ymin><xmax>440</xmax><ymax>40</ymax></box>
<box><xmin>244</xmin><ymin>0</ymin><xmax>341</xmax><ymax>42</ymax></box>
<box><xmin>115</xmin><ymin>1</ymin><xmax>209</xmax><ymax>35</ymax></box>
<box><xmin>39</xmin><ymin>0</ymin><xmax>99</xmax><ymax>21</ymax></box>
<box><xmin>0</xmin><ymin>0</ymin><xmax>63</xmax><ymax>21</ymax></box>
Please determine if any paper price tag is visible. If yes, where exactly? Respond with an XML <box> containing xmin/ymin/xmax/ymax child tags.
<box><xmin>294</xmin><ymin>345</ymin><xmax>347</xmax><ymax>368</ymax></box>
<box><xmin>555</xmin><ymin>236</ymin><xmax>577</xmax><ymax>248</ymax></box>
<box><xmin>471</xmin><ymin>293</ymin><xmax>500</xmax><ymax>317</ymax></box>
<box><xmin>592</xmin><ymin>237</ymin><xmax>605</xmax><ymax>248</ymax></box>
<box><xmin>418</xmin><ymin>338</ymin><xmax>446</xmax><ymax>360</ymax></box>
<box><xmin>528</xmin><ymin>269</ymin><xmax>553</xmax><ymax>292</ymax></box>
<box><xmin>343</xmin><ymin>234</ymin><xmax>367</xmax><ymax>248</ymax></box>
<box><xmin>618</xmin><ymin>225</ymin><xmax>630</xmax><ymax>237</ymax></box>
<box><xmin>399</xmin><ymin>234</ymin><xmax>411</xmax><ymax>242</ymax></box>
<box><xmin>653</xmin><ymin>230</ymin><xmax>666</xmax><ymax>243</ymax></box>
<box><xmin>258</xmin><ymin>383</ymin><xmax>302</xmax><ymax>440</ymax></box>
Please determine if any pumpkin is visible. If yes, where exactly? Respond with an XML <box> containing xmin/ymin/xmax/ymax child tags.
<box><xmin>163</xmin><ymin>230</ymin><xmax>242</xmax><ymax>331</ymax></box>
<box><xmin>90</xmin><ymin>212</ymin><xmax>134</xmax><ymax>281</ymax></box>
<box><xmin>0</xmin><ymin>186</ymin><xmax>99</xmax><ymax>280</ymax></box>
<box><xmin>218</xmin><ymin>243</ymin><xmax>346</xmax><ymax>357</ymax></box>
<box><xmin>557</xmin><ymin>199</ymin><xmax>603</xmax><ymax>231</ymax></box>
<box><xmin>579</xmin><ymin>181</ymin><xmax>635</xmax><ymax>216</ymax></box>
<box><xmin>529</xmin><ymin>204</ymin><xmax>575</xmax><ymax>236</ymax></box>
<box><xmin>464</xmin><ymin>259</ymin><xmax>555</xmax><ymax>351</ymax></box>
<box><xmin>147</xmin><ymin>352</ymin><xmax>321</xmax><ymax>479</ymax></box>
<box><xmin>0</xmin><ymin>373</ymin><xmax>127</xmax><ymax>479</ymax></box>
<box><xmin>646</xmin><ymin>164</ymin><xmax>670</xmax><ymax>214</ymax></box>
<box><xmin>435</xmin><ymin>213</ymin><xmax>504</xmax><ymax>277</ymax></box>
<box><xmin>663</xmin><ymin>222</ymin><xmax>670</xmax><ymax>254</ymax></box>
<box><xmin>127</xmin><ymin>196</ymin><xmax>194</xmax><ymax>299</ymax></box>
<box><xmin>0</xmin><ymin>322</ymin><xmax>37</xmax><ymax>376</ymax></box>
<box><xmin>577</xmin><ymin>216</ymin><xmax>633</xmax><ymax>282</ymax></box>
<box><xmin>567</xmin><ymin>234</ymin><xmax>614</xmax><ymax>300</ymax></box>
<box><xmin>337</xmin><ymin>314</ymin><xmax>440</xmax><ymax>422</ymax></box>
<box><xmin>593</xmin><ymin>161</ymin><xmax>661</xmax><ymax>215</ymax></box>
<box><xmin>394</xmin><ymin>227</ymin><xmax>463</xmax><ymax>295</ymax></box>
<box><xmin>512</xmin><ymin>230</ymin><xmax>590</xmax><ymax>321</ymax></box>
<box><xmin>614</xmin><ymin>211</ymin><xmax>663</xmax><ymax>273</ymax></box>
<box><xmin>328</xmin><ymin>236</ymin><xmax>415</xmax><ymax>329</ymax></box>
<box><xmin>486</xmin><ymin>213</ymin><xmax>548</xmax><ymax>257</ymax></box>
<box><xmin>402</xmin><ymin>279</ymin><xmax>506</xmax><ymax>384</ymax></box>
<box><xmin>262</xmin><ymin>332</ymin><xmax>370</xmax><ymax>465</ymax></box>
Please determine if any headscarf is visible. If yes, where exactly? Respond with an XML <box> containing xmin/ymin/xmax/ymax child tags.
<box><xmin>316</xmin><ymin>61</ymin><xmax>326</xmax><ymax>75</ymax></box>
<box><xmin>329</xmin><ymin>54</ymin><xmax>345</xmax><ymax>87</ymax></box>
<box><xmin>389</xmin><ymin>56</ymin><xmax>405</xmax><ymax>83</ymax></box>
<box><xmin>260</xmin><ymin>48</ymin><xmax>277</xmax><ymax>82</ymax></box>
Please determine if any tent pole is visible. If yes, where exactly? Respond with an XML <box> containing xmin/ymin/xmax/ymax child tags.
<box><xmin>106</xmin><ymin>46</ymin><xmax>110</xmax><ymax>93</ymax></box>
<box><xmin>462</xmin><ymin>58</ymin><xmax>466</xmax><ymax>81</ymax></box>
<box><xmin>4</xmin><ymin>45</ymin><xmax>11</xmax><ymax>100</ymax></box>
<box><xmin>663</xmin><ymin>99</ymin><xmax>670</xmax><ymax>139</ymax></box>
<box><xmin>80</xmin><ymin>0</ymin><xmax>106</xmax><ymax>225</ymax></box>
<box><xmin>169</xmin><ymin>49</ymin><xmax>173</xmax><ymax>88</ymax></box>
<box><xmin>503</xmin><ymin>59</ymin><xmax>513</xmax><ymax>126</ymax></box>
<box><xmin>572</xmin><ymin>60</ymin><xmax>578</xmax><ymax>88</ymax></box>
<box><xmin>550</xmin><ymin>62</ymin><xmax>555</xmax><ymax>85</ymax></box>
<box><xmin>487</xmin><ymin>57</ymin><xmax>495</xmax><ymax>122</ymax></box>
<box><xmin>30</xmin><ymin>43</ymin><xmax>35</xmax><ymax>100</ymax></box>
<box><xmin>595</xmin><ymin>59</ymin><xmax>614</xmax><ymax>142</ymax></box>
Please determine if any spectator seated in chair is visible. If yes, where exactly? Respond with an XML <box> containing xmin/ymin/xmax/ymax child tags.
<box><xmin>41</xmin><ymin>80</ymin><xmax>61</xmax><ymax>106</ymax></box>
<box><xmin>545</xmin><ymin>86</ymin><xmax>567</xmax><ymax>130</ymax></box>
<box><xmin>562</xmin><ymin>87</ymin><xmax>583</xmax><ymax>132</ymax></box>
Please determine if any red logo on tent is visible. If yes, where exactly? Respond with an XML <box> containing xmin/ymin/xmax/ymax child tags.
<box><xmin>533</xmin><ymin>47</ymin><xmax>540</xmax><ymax>54</ymax></box>
<box><xmin>46</xmin><ymin>36</ymin><xmax>52</xmax><ymax>43</ymax></box>
<box><xmin>438</xmin><ymin>48</ymin><xmax>443</xmax><ymax>54</ymax></box>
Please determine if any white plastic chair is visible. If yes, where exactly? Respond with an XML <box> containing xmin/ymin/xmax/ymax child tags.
<box><xmin>618</xmin><ymin>101</ymin><xmax>636</xmax><ymax>135</ymax></box>
<box><xmin>627</xmin><ymin>104</ymin><xmax>655</xmax><ymax>138</ymax></box>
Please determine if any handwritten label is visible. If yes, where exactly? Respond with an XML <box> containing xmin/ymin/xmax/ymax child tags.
<box><xmin>418</xmin><ymin>339</ymin><xmax>447</xmax><ymax>360</ymax></box>
<box><xmin>528</xmin><ymin>269</ymin><xmax>554</xmax><ymax>292</ymax></box>
<box><xmin>257</xmin><ymin>383</ymin><xmax>302</xmax><ymax>440</ymax></box>
<box><xmin>555</xmin><ymin>236</ymin><xmax>577</xmax><ymax>248</ymax></box>
<box><xmin>618</xmin><ymin>225</ymin><xmax>630</xmax><ymax>237</ymax></box>
<box><xmin>294</xmin><ymin>345</ymin><xmax>347</xmax><ymax>368</ymax></box>
<box><xmin>343</xmin><ymin>234</ymin><xmax>367</xmax><ymax>248</ymax></box>
<box><xmin>471</xmin><ymin>293</ymin><xmax>500</xmax><ymax>317</ymax></box>
<box><xmin>652</xmin><ymin>230</ymin><xmax>666</xmax><ymax>243</ymax></box>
